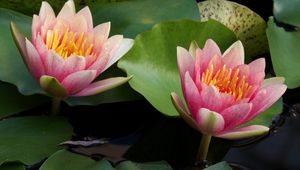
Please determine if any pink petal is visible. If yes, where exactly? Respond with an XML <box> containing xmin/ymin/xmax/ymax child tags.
<box><xmin>89</xmin><ymin>35</ymin><xmax>123</xmax><ymax>75</ymax></box>
<box><xmin>222</xmin><ymin>41</ymin><xmax>244</xmax><ymax>68</ymax></box>
<box><xmin>70</xmin><ymin>15</ymin><xmax>88</xmax><ymax>33</ymax></box>
<box><xmin>57</xmin><ymin>0</ymin><xmax>75</xmax><ymax>20</ymax></box>
<box><xmin>61</xmin><ymin>70</ymin><xmax>97</xmax><ymax>95</ymax></box>
<box><xmin>39</xmin><ymin>1</ymin><xmax>55</xmax><ymax>22</ymax></box>
<box><xmin>216</xmin><ymin>125</ymin><xmax>269</xmax><ymax>140</ymax></box>
<box><xmin>262</xmin><ymin>77</ymin><xmax>285</xmax><ymax>88</ymax></box>
<box><xmin>177</xmin><ymin>46</ymin><xmax>194</xmax><ymax>82</ymax></box>
<box><xmin>35</xmin><ymin>35</ymin><xmax>48</xmax><ymax>65</ymax></box>
<box><xmin>44</xmin><ymin>51</ymin><xmax>65</xmax><ymax>81</ymax></box>
<box><xmin>183</xmin><ymin>72</ymin><xmax>202</xmax><ymax>116</ymax></box>
<box><xmin>61</xmin><ymin>55</ymin><xmax>86</xmax><ymax>79</ymax></box>
<box><xmin>76</xmin><ymin>6</ymin><xmax>93</xmax><ymax>31</ymax></box>
<box><xmin>221</xmin><ymin>103</ymin><xmax>252</xmax><ymax>131</ymax></box>
<box><xmin>202</xmin><ymin>39</ymin><xmax>221</xmax><ymax>64</ymax></box>
<box><xmin>200</xmin><ymin>84</ymin><xmax>234</xmax><ymax>113</ymax></box>
<box><xmin>195</xmin><ymin>108</ymin><xmax>225</xmax><ymax>135</ymax></box>
<box><xmin>53</xmin><ymin>19</ymin><xmax>69</xmax><ymax>35</ymax></box>
<box><xmin>32</xmin><ymin>15</ymin><xmax>41</xmax><ymax>42</ymax></box>
<box><xmin>248</xmin><ymin>58</ymin><xmax>265</xmax><ymax>85</ymax></box>
<box><xmin>93</xmin><ymin>22</ymin><xmax>111</xmax><ymax>54</ymax></box>
<box><xmin>25</xmin><ymin>39</ymin><xmax>45</xmax><ymax>79</ymax></box>
<box><xmin>246</xmin><ymin>84</ymin><xmax>287</xmax><ymax>122</ymax></box>
<box><xmin>171</xmin><ymin>92</ymin><xmax>200</xmax><ymax>131</ymax></box>
<box><xmin>73</xmin><ymin>76</ymin><xmax>132</xmax><ymax>96</ymax></box>
<box><xmin>103</xmin><ymin>38</ymin><xmax>134</xmax><ymax>71</ymax></box>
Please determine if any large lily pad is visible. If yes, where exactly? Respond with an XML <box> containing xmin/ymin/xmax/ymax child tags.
<box><xmin>0</xmin><ymin>8</ymin><xmax>42</xmax><ymax>95</ymax></box>
<box><xmin>267</xmin><ymin>17</ymin><xmax>300</xmax><ymax>88</ymax></box>
<box><xmin>273</xmin><ymin>0</ymin><xmax>300</xmax><ymax>28</ymax></box>
<box><xmin>118</xmin><ymin>19</ymin><xmax>237</xmax><ymax>116</ymax></box>
<box><xmin>0</xmin><ymin>116</ymin><xmax>72</xmax><ymax>165</ymax></box>
<box><xmin>40</xmin><ymin>149</ymin><xmax>172</xmax><ymax>170</ymax></box>
<box><xmin>0</xmin><ymin>163</ymin><xmax>25</xmax><ymax>170</ymax></box>
<box><xmin>198</xmin><ymin>0</ymin><xmax>268</xmax><ymax>59</ymax></box>
<box><xmin>90</xmin><ymin>0</ymin><xmax>199</xmax><ymax>38</ymax></box>
<box><xmin>0</xmin><ymin>81</ymin><xmax>48</xmax><ymax>118</ymax></box>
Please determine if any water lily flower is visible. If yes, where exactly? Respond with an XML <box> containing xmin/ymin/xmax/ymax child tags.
<box><xmin>10</xmin><ymin>0</ymin><xmax>133</xmax><ymax>98</ymax></box>
<box><xmin>171</xmin><ymin>39</ymin><xmax>287</xmax><ymax>140</ymax></box>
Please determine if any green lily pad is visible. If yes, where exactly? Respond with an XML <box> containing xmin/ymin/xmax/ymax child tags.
<box><xmin>0</xmin><ymin>163</ymin><xmax>25</xmax><ymax>170</ymax></box>
<box><xmin>90</xmin><ymin>0</ymin><xmax>200</xmax><ymax>38</ymax></box>
<box><xmin>40</xmin><ymin>149</ymin><xmax>173</xmax><ymax>170</ymax></box>
<box><xmin>198</xmin><ymin>0</ymin><xmax>268</xmax><ymax>59</ymax></box>
<box><xmin>118</xmin><ymin>19</ymin><xmax>237</xmax><ymax>116</ymax></box>
<box><xmin>116</xmin><ymin>160</ymin><xmax>173</xmax><ymax>170</ymax></box>
<box><xmin>273</xmin><ymin>0</ymin><xmax>300</xmax><ymax>28</ymax></box>
<box><xmin>0</xmin><ymin>8</ymin><xmax>42</xmax><ymax>95</ymax></box>
<box><xmin>39</xmin><ymin>150</ymin><xmax>112</xmax><ymax>170</ymax></box>
<box><xmin>0</xmin><ymin>116</ymin><xmax>72</xmax><ymax>165</ymax></box>
<box><xmin>0</xmin><ymin>81</ymin><xmax>48</xmax><ymax>118</ymax></box>
<box><xmin>267</xmin><ymin>17</ymin><xmax>300</xmax><ymax>88</ymax></box>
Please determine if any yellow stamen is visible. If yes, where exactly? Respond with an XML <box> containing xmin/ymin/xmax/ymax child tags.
<box><xmin>201</xmin><ymin>64</ymin><xmax>252</xmax><ymax>101</ymax></box>
<box><xmin>44</xmin><ymin>29</ymin><xmax>96</xmax><ymax>59</ymax></box>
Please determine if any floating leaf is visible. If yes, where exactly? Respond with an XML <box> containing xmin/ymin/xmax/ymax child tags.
<box><xmin>0</xmin><ymin>81</ymin><xmax>48</xmax><ymax>118</ymax></box>
<box><xmin>118</xmin><ymin>19</ymin><xmax>236</xmax><ymax>116</ymax></box>
<box><xmin>0</xmin><ymin>116</ymin><xmax>72</xmax><ymax>165</ymax></box>
<box><xmin>40</xmin><ymin>149</ymin><xmax>173</xmax><ymax>170</ymax></box>
<box><xmin>273</xmin><ymin>0</ymin><xmax>300</xmax><ymax>28</ymax></box>
<box><xmin>198</xmin><ymin>0</ymin><xmax>268</xmax><ymax>59</ymax></box>
<box><xmin>0</xmin><ymin>163</ymin><xmax>25</xmax><ymax>170</ymax></box>
<box><xmin>267</xmin><ymin>17</ymin><xmax>300</xmax><ymax>88</ymax></box>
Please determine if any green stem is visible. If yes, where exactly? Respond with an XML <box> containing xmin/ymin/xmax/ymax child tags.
<box><xmin>196</xmin><ymin>134</ymin><xmax>212</xmax><ymax>161</ymax></box>
<box><xmin>51</xmin><ymin>97</ymin><xmax>61</xmax><ymax>115</ymax></box>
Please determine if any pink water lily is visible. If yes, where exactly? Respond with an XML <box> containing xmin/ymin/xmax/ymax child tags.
<box><xmin>10</xmin><ymin>0</ymin><xmax>133</xmax><ymax>98</ymax></box>
<box><xmin>171</xmin><ymin>39</ymin><xmax>287</xmax><ymax>140</ymax></box>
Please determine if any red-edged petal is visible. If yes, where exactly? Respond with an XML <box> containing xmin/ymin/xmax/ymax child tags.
<box><xmin>73</xmin><ymin>76</ymin><xmax>132</xmax><ymax>96</ymax></box>
<box><xmin>61</xmin><ymin>70</ymin><xmax>97</xmax><ymax>95</ymax></box>
<box><xmin>246</xmin><ymin>84</ymin><xmax>287</xmax><ymax>122</ymax></box>
<box><xmin>195</xmin><ymin>108</ymin><xmax>225</xmax><ymax>135</ymax></box>
<box><xmin>25</xmin><ymin>39</ymin><xmax>45</xmax><ymax>79</ymax></box>
<box><xmin>221</xmin><ymin>103</ymin><xmax>252</xmax><ymax>131</ymax></box>
<box><xmin>216</xmin><ymin>125</ymin><xmax>269</xmax><ymax>140</ymax></box>
<box><xmin>222</xmin><ymin>41</ymin><xmax>244</xmax><ymax>68</ymax></box>
<box><xmin>184</xmin><ymin>72</ymin><xmax>202</xmax><ymax>116</ymax></box>
<box><xmin>177</xmin><ymin>46</ymin><xmax>195</xmax><ymax>82</ymax></box>
<box><xmin>57</xmin><ymin>0</ymin><xmax>75</xmax><ymax>20</ymax></box>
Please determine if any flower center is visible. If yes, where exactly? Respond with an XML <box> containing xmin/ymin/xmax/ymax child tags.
<box><xmin>201</xmin><ymin>64</ymin><xmax>252</xmax><ymax>100</ymax></box>
<box><xmin>45</xmin><ymin>29</ymin><xmax>96</xmax><ymax>58</ymax></box>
